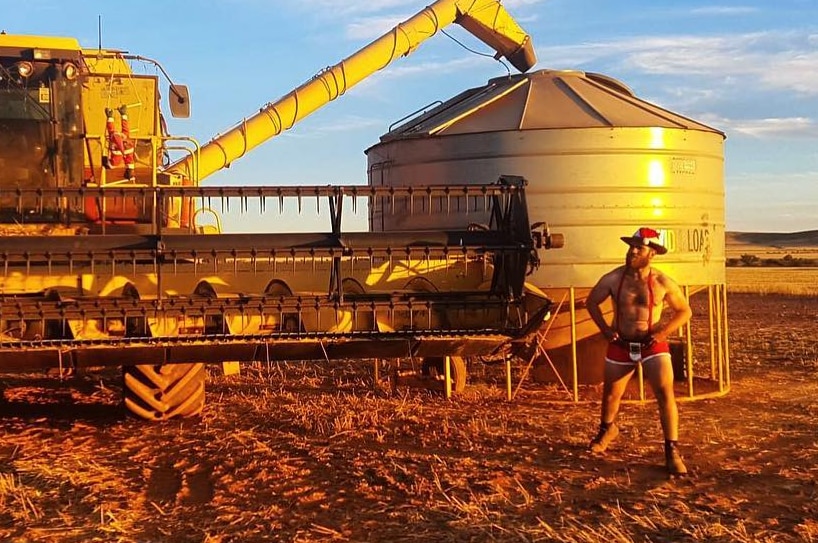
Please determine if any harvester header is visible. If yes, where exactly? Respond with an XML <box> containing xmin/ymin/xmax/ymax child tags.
<box><xmin>0</xmin><ymin>2</ymin><xmax>556</xmax><ymax>420</ymax></box>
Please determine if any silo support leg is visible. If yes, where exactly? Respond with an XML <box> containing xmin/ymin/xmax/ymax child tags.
<box><xmin>505</xmin><ymin>355</ymin><xmax>512</xmax><ymax>402</ymax></box>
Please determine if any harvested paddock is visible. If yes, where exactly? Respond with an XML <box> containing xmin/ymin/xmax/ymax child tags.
<box><xmin>727</xmin><ymin>267</ymin><xmax>818</xmax><ymax>296</ymax></box>
<box><xmin>1</xmin><ymin>292</ymin><xmax>817</xmax><ymax>543</ymax></box>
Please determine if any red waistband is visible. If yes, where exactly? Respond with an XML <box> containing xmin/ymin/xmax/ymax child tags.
<box><xmin>606</xmin><ymin>340</ymin><xmax>670</xmax><ymax>363</ymax></box>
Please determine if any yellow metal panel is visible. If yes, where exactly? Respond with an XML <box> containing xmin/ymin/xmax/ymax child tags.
<box><xmin>81</xmin><ymin>75</ymin><xmax>159</xmax><ymax>181</ymax></box>
<box><xmin>0</xmin><ymin>34</ymin><xmax>80</xmax><ymax>51</ymax></box>
<box><xmin>81</xmin><ymin>51</ymin><xmax>133</xmax><ymax>75</ymax></box>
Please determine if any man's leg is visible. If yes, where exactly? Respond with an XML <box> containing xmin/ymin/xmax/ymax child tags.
<box><xmin>644</xmin><ymin>354</ymin><xmax>687</xmax><ymax>474</ymax></box>
<box><xmin>601</xmin><ymin>361</ymin><xmax>635</xmax><ymax>424</ymax></box>
<box><xmin>589</xmin><ymin>361</ymin><xmax>634</xmax><ymax>453</ymax></box>
<box><xmin>643</xmin><ymin>354</ymin><xmax>677</xmax><ymax>438</ymax></box>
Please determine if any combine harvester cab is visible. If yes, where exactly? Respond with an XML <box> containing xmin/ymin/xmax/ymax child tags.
<box><xmin>0</xmin><ymin>1</ymin><xmax>562</xmax><ymax>420</ymax></box>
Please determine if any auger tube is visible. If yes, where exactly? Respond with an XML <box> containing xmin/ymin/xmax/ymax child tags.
<box><xmin>163</xmin><ymin>0</ymin><xmax>536</xmax><ymax>184</ymax></box>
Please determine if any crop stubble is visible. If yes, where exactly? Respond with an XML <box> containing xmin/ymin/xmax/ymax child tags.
<box><xmin>0</xmin><ymin>290</ymin><xmax>816</xmax><ymax>542</ymax></box>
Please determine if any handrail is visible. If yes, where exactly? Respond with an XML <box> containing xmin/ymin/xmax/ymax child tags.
<box><xmin>388</xmin><ymin>101</ymin><xmax>443</xmax><ymax>132</ymax></box>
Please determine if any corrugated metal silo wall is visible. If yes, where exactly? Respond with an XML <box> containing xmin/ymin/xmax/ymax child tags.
<box><xmin>368</xmin><ymin>126</ymin><xmax>725</xmax><ymax>288</ymax></box>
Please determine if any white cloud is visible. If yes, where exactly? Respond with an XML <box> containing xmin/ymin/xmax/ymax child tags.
<box><xmin>273</xmin><ymin>114</ymin><xmax>383</xmax><ymax>139</ymax></box>
<box><xmin>294</xmin><ymin>0</ymin><xmax>417</xmax><ymax>16</ymax></box>
<box><xmin>681</xmin><ymin>112</ymin><xmax>818</xmax><ymax>139</ymax></box>
<box><xmin>720</xmin><ymin>117</ymin><xmax>818</xmax><ymax>138</ymax></box>
<box><xmin>689</xmin><ymin>6</ymin><xmax>759</xmax><ymax>16</ymax></box>
<box><xmin>294</xmin><ymin>0</ymin><xmax>546</xmax><ymax>37</ymax></box>
<box><xmin>296</xmin><ymin>0</ymin><xmax>547</xmax><ymax>15</ymax></box>
<box><xmin>658</xmin><ymin>86</ymin><xmax>721</xmax><ymax>110</ymax></box>
<box><xmin>537</xmin><ymin>30</ymin><xmax>818</xmax><ymax>97</ymax></box>
<box><xmin>759</xmin><ymin>51</ymin><xmax>818</xmax><ymax>94</ymax></box>
<box><xmin>354</xmin><ymin>56</ymin><xmax>486</xmax><ymax>89</ymax></box>
<box><xmin>345</xmin><ymin>14</ymin><xmax>411</xmax><ymax>40</ymax></box>
<box><xmin>503</xmin><ymin>0</ymin><xmax>548</xmax><ymax>7</ymax></box>
<box><xmin>306</xmin><ymin>114</ymin><xmax>384</xmax><ymax>134</ymax></box>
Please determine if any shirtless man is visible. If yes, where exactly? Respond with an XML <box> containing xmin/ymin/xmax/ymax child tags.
<box><xmin>585</xmin><ymin>227</ymin><xmax>692</xmax><ymax>475</ymax></box>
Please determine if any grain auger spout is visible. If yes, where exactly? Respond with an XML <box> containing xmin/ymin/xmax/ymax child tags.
<box><xmin>163</xmin><ymin>0</ymin><xmax>537</xmax><ymax>185</ymax></box>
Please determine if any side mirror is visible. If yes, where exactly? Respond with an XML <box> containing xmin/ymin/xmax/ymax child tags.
<box><xmin>168</xmin><ymin>84</ymin><xmax>191</xmax><ymax>118</ymax></box>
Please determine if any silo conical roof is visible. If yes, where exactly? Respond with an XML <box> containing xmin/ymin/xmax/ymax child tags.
<box><xmin>379</xmin><ymin>69</ymin><xmax>723</xmax><ymax>142</ymax></box>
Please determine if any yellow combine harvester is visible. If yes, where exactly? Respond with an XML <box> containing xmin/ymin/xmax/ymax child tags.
<box><xmin>0</xmin><ymin>0</ymin><xmax>560</xmax><ymax>420</ymax></box>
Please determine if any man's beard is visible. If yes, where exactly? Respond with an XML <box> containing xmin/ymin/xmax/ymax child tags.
<box><xmin>626</xmin><ymin>254</ymin><xmax>649</xmax><ymax>269</ymax></box>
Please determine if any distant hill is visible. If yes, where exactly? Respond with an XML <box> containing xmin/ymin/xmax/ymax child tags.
<box><xmin>725</xmin><ymin>230</ymin><xmax>818</xmax><ymax>260</ymax></box>
<box><xmin>726</xmin><ymin>230</ymin><xmax>818</xmax><ymax>248</ymax></box>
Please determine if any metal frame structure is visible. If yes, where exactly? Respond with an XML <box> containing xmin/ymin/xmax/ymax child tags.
<box><xmin>507</xmin><ymin>283</ymin><xmax>730</xmax><ymax>403</ymax></box>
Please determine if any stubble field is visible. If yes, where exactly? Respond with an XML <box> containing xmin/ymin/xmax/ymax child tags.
<box><xmin>1</xmin><ymin>280</ymin><xmax>817</xmax><ymax>542</ymax></box>
<box><xmin>727</xmin><ymin>268</ymin><xmax>818</xmax><ymax>296</ymax></box>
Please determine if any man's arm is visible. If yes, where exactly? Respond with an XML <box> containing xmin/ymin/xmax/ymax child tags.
<box><xmin>651</xmin><ymin>276</ymin><xmax>693</xmax><ymax>343</ymax></box>
<box><xmin>586</xmin><ymin>271</ymin><xmax>618</xmax><ymax>341</ymax></box>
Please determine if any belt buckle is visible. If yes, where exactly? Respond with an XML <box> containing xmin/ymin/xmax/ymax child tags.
<box><xmin>628</xmin><ymin>342</ymin><xmax>642</xmax><ymax>362</ymax></box>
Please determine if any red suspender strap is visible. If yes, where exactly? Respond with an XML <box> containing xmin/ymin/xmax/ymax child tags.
<box><xmin>614</xmin><ymin>270</ymin><xmax>625</xmax><ymax>336</ymax></box>
<box><xmin>647</xmin><ymin>271</ymin><xmax>653</xmax><ymax>335</ymax></box>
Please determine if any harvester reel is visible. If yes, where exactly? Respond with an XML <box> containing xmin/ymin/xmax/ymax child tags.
<box><xmin>124</xmin><ymin>363</ymin><xmax>206</xmax><ymax>420</ymax></box>
<box><xmin>264</xmin><ymin>280</ymin><xmax>304</xmax><ymax>333</ymax></box>
<box><xmin>339</xmin><ymin>278</ymin><xmax>376</xmax><ymax>331</ymax></box>
<box><xmin>403</xmin><ymin>277</ymin><xmax>448</xmax><ymax>330</ymax></box>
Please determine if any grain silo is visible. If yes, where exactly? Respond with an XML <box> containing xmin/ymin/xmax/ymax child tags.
<box><xmin>366</xmin><ymin>69</ymin><xmax>729</xmax><ymax>398</ymax></box>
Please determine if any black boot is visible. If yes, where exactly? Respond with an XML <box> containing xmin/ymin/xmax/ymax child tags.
<box><xmin>665</xmin><ymin>440</ymin><xmax>688</xmax><ymax>476</ymax></box>
<box><xmin>589</xmin><ymin>422</ymin><xmax>619</xmax><ymax>453</ymax></box>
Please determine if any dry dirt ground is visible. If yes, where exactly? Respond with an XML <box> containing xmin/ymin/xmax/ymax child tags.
<box><xmin>1</xmin><ymin>293</ymin><xmax>817</xmax><ymax>543</ymax></box>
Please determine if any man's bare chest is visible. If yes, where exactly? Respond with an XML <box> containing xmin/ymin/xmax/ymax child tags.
<box><xmin>615</xmin><ymin>276</ymin><xmax>665</xmax><ymax>310</ymax></box>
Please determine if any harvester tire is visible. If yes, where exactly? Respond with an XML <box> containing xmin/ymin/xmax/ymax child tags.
<box><xmin>421</xmin><ymin>356</ymin><xmax>467</xmax><ymax>394</ymax></box>
<box><xmin>123</xmin><ymin>363</ymin><xmax>206</xmax><ymax>420</ymax></box>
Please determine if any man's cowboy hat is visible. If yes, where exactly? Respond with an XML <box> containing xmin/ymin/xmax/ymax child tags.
<box><xmin>620</xmin><ymin>227</ymin><xmax>668</xmax><ymax>255</ymax></box>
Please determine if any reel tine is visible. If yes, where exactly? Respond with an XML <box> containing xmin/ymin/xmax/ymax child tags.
<box><xmin>390</xmin><ymin>187</ymin><xmax>395</xmax><ymax>215</ymax></box>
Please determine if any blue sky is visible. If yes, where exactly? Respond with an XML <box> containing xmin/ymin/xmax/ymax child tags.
<box><xmin>3</xmin><ymin>0</ymin><xmax>817</xmax><ymax>233</ymax></box>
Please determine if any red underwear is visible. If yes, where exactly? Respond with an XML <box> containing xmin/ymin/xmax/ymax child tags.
<box><xmin>606</xmin><ymin>340</ymin><xmax>670</xmax><ymax>365</ymax></box>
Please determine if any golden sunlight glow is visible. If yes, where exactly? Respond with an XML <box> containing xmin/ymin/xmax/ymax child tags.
<box><xmin>648</xmin><ymin>159</ymin><xmax>666</xmax><ymax>187</ymax></box>
<box><xmin>225</xmin><ymin>314</ymin><xmax>263</xmax><ymax>335</ymax></box>
<box><xmin>364</xmin><ymin>259</ymin><xmax>459</xmax><ymax>286</ymax></box>
<box><xmin>327</xmin><ymin>311</ymin><xmax>354</xmax><ymax>333</ymax></box>
<box><xmin>0</xmin><ymin>273</ymin><xmax>78</xmax><ymax>293</ymax></box>
<box><xmin>649</xmin><ymin>127</ymin><xmax>665</xmax><ymax>149</ymax></box>
<box><xmin>651</xmin><ymin>197</ymin><xmax>664</xmax><ymax>218</ymax></box>
<box><xmin>364</xmin><ymin>263</ymin><xmax>386</xmax><ymax>286</ymax></box>
<box><xmin>98</xmin><ymin>275</ymin><xmax>137</xmax><ymax>296</ymax></box>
